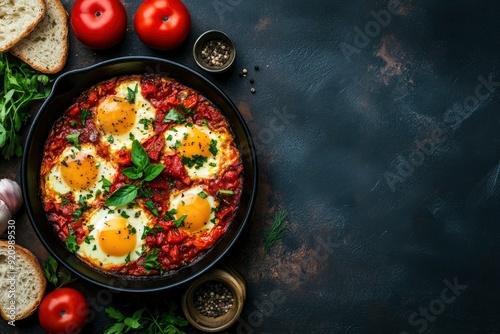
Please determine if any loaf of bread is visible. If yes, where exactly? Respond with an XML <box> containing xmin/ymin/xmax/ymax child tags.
<box><xmin>0</xmin><ymin>0</ymin><xmax>46</xmax><ymax>52</ymax></box>
<box><xmin>10</xmin><ymin>0</ymin><xmax>69</xmax><ymax>74</ymax></box>
<box><xmin>0</xmin><ymin>240</ymin><xmax>47</xmax><ymax>321</ymax></box>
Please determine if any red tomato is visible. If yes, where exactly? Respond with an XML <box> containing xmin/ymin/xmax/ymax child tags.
<box><xmin>38</xmin><ymin>287</ymin><xmax>89</xmax><ymax>334</ymax></box>
<box><xmin>134</xmin><ymin>0</ymin><xmax>191</xmax><ymax>50</ymax></box>
<box><xmin>71</xmin><ymin>0</ymin><xmax>127</xmax><ymax>49</ymax></box>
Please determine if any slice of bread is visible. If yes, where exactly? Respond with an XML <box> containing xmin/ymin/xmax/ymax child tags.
<box><xmin>0</xmin><ymin>240</ymin><xmax>47</xmax><ymax>321</ymax></box>
<box><xmin>10</xmin><ymin>0</ymin><xmax>68</xmax><ymax>74</ymax></box>
<box><xmin>0</xmin><ymin>0</ymin><xmax>46</xmax><ymax>52</ymax></box>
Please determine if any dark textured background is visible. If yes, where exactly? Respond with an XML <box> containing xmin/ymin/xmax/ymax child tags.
<box><xmin>2</xmin><ymin>0</ymin><xmax>500</xmax><ymax>333</ymax></box>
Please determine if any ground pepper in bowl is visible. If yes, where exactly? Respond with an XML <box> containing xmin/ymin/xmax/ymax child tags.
<box><xmin>194</xmin><ymin>281</ymin><xmax>234</xmax><ymax>317</ymax></box>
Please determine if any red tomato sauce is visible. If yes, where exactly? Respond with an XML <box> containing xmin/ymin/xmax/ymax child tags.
<box><xmin>40</xmin><ymin>74</ymin><xmax>244</xmax><ymax>276</ymax></box>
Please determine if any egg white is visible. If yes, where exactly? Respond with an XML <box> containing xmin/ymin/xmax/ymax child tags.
<box><xmin>164</xmin><ymin>124</ymin><xmax>233</xmax><ymax>180</ymax></box>
<box><xmin>77</xmin><ymin>206</ymin><xmax>152</xmax><ymax>268</ymax></box>
<box><xmin>45</xmin><ymin>144</ymin><xmax>117</xmax><ymax>205</ymax></box>
<box><xmin>96</xmin><ymin>80</ymin><xmax>156</xmax><ymax>153</ymax></box>
<box><xmin>168</xmin><ymin>185</ymin><xmax>218</xmax><ymax>235</ymax></box>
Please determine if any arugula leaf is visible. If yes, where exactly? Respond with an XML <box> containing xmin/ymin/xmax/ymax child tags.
<box><xmin>126</xmin><ymin>84</ymin><xmax>138</xmax><ymax>104</ymax></box>
<box><xmin>80</xmin><ymin>108</ymin><xmax>91</xmax><ymax>126</ymax></box>
<box><xmin>163</xmin><ymin>108</ymin><xmax>185</xmax><ymax>123</ymax></box>
<box><xmin>66</xmin><ymin>132</ymin><xmax>81</xmax><ymax>150</ymax></box>
<box><xmin>105</xmin><ymin>184</ymin><xmax>138</xmax><ymax>207</ymax></box>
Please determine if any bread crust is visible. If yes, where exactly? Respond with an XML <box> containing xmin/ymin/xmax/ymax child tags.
<box><xmin>0</xmin><ymin>240</ymin><xmax>47</xmax><ymax>321</ymax></box>
<box><xmin>0</xmin><ymin>0</ymin><xmax>46</xmax><ymax>52</ymax></box>
<box><xmin>9</xmin><ymin>0</ymin><xmax>69</xmax><ymax>74</ymax></box>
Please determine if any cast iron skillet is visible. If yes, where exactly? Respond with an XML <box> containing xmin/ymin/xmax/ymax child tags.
<box><xmin>21</xmin><ymin>56</ymin><xmax>257</xmax><ymax>292</ymax></box>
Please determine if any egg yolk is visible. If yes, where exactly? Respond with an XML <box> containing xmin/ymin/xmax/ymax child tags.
<box><xmin>179</xmin><ymin>127</ymin><xmax>212</xmax><ymax>158</ymax></box>
<box><xmin>96</xmin><ymin>96</ymin><xmax>136</xmax><ymax>135</ymax></box>
<box><xmin>61</xmin><ymin>151</ymin><xmax>98</xmax><ymax>191</ymax></box>
<box><xmin>98</xmin><ymin>218</ymin><xmax>137</xmax><ymax>257</ymax></box>
<box><xmin>176</xmin><ymin>193</ymin><xmax>212</xmax><ymax>234</ymax></box>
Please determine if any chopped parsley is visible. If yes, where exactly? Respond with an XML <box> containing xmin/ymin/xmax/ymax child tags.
<box><xmin>181</xmin><ymin>155</ymin><xmax>207</xmax><ymax>169</ymax></box>
<box><xmin>209</xmin><ymin>139</ymin><xmax>218</xmax><ymax>156</ymax></box>
<box><xmin>198</xmin><ymin>191</ymin><xmax>208</xmax><ymax>199</ymax></box>
<box><xmin>163</xmin><ymin>108</ymin><xmax>185</xmax><ymax>124</ymax></box>
<box><xmin>84</xmin><ymin>235</ymin><xmax>95</xmax><ymax>244</ymax></box>
<box><xmin>80</xmin><ymin>108</ymin><xmax>91</xmax><ymax>126</ymax></box>
<box><xmin>107</xmin><ymin>135</ymin><xmax>114</xmax><ymax>144</ymax></box>
<box><xmin>120</xmin><ymin>211</ymin><xmax>130</xmax><ymax>218</ymax></box>
<box><xmin>126</xmin><ymin>84</ymin><xmax>138</xmax><ymax>104</ymax></box>
<box><xmin>178</xmin><ymin>104</ymin><xmax>195</xmax><ymax>116</ymax></box>
<box><xmin>145</xmin><ymin>199</ymin><xmax>160</xmax><ymax>217</ymax></box>
<box><xmin>66</xmin><ymin>226</ymin><xmax>79</xmax><ymax>253</ymax></box>
<box><xmin>66</xmin><ymin>132</ymin><xmax>81</xmax><ymax>150</ymax></box>
<box><xmin>100</xmin><ymin>176</ymin><xmax>112</xmax><ymax>192</ymax></box>
<box><xmin>138</xmin><ymin>117</ymin><xmax>154</xmax><ymax>130</ymax></box>
<box><xmin>142</xmin><ymin>248</ymin><xmax>161</xmax><ymax>273</ymax></box>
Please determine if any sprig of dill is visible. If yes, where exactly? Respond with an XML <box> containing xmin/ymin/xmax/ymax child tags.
<box><xmin>263</xmin><ymin>211</ymin><xmax>287</xmax><ymax>255</ymax></box>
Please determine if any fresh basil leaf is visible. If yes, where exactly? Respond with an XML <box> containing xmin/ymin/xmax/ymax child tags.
<box><xmin>143</xmin><ymin>164</ymin><xmax>165</xmax><ymax>182</ymax></box>
<box><xmin>122</xmin><ymin>166</ymin><xmax>143</xmax><ymax>180</ymax></box>
<box><xmin>131</xmin><ymin>139</ymin><xmax>150</xmax><ymax>171</ymax></box>
<box><xmin>105</xmin><ymin>184</ymin><xmax>138</xmax><ymax>207</ymax></box>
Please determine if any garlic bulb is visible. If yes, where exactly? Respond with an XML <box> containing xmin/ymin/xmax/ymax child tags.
<box><xmin>0</xmin><ymin>178</ymin><xmax>23</xmax><ymax>234</ymax></box>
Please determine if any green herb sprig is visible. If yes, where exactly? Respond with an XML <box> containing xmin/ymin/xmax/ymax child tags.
<box><xmin>43</xmin><ymin>255</ymin><xmax>77</xmax><ymax>289</ymax></box>
<box><xmin>0</xmin><ymin>53</ymin><xmax>52</xmax><ymax>159</ymax></box>
<box><xmin>105</xmin><ymin>140</ymin><xmax>165</xmax><ymax>207</ymax></box>
<box><xmin>104</xmin><ymin>300</ymin><xmax>188</xmax><ymax>334</ymax></box>
<box><xmin>263</xmin><ymin>211</ymin><xmax>287</xmax><ymax>255</ymax></box>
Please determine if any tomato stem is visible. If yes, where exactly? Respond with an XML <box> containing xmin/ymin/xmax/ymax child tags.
<box><xmin>162</xmin><ymin>16</ymin><xmax>169</xmax><ymax>22</ymax></box>
<box><xmin>60</xmin><ymin>310</ymin><xmax>66</xmax><ymax>316</ymax></box>
<box><xmin>95</xmin><ymin>11</ymin><xmax>102</xmax><ymax>18</ymax></box>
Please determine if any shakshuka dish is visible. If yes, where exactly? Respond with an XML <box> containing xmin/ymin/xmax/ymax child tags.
<box><xmin>39</xmin><ymin>74</ymin><xmax>243</xmax><ymax>276</ymax></box>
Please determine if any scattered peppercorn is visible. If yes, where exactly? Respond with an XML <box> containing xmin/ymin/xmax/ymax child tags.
<box><xmin>254</xmin><ymin>65</ymin><xmax>260</xmax><ymax>71</ymax></box>
<box><xmin>201</xmin><ymin>39</ymin><xmax>232</xmax><ymax>67</ymax></box>
<box><xmin>249</xmin><ymin>78</ymin><xmax>254</xmax><ymax>84</ymax></box>
<box><xmin>250</xmin><ymin>88</ymin><xmax>256</xmax><ymax>94</ymax></box>
<box><xmin>194</xmin><ymin>281</ymin><xmax>234</xmax><ymax>317</ymax></box>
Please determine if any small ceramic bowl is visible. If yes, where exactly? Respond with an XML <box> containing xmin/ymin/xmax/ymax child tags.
<box><xmin>181</xmin><ymin>267</ymin><xmax>246</xmax><ymax>332</ymax></box>
<box><xmin>193</xmin><ymin>30</ymin><xmax>236</xmax><ymax>73</ymax></box>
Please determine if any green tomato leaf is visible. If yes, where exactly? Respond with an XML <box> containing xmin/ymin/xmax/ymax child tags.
<box><xmin>105</xmin><ymin>184</ymin><xmax>138</xmax><ymax>207</ymax></box>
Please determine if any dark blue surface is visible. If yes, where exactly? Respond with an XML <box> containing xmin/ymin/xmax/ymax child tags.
<box><xmin>2</xmin><ymin>0</ymin><xmax>500</xmax><ymax>333</ymax></box>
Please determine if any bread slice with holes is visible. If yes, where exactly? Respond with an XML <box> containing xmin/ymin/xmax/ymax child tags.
<box><xmin>10</xmin><ymin>0</ymin><xmax>68</xmax><ymax>74</ymax></box>
<box><xmin>0</xmin><ymin>0</ymin><xmax>46</xmax><ymax>52</ymax></box>
<box><xmin>0</xmin><ymin>240</ymin><xmax>47</xmax><ymax>321</ymax></box>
